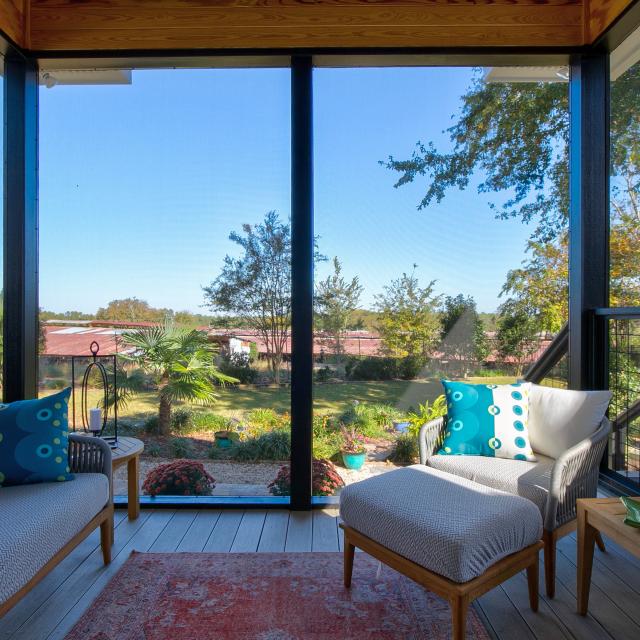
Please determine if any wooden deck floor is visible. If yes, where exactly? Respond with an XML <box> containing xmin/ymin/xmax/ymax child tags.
<box><xmin>2</xmin><ymin>507</ymin><xmax>639</xmax><ymax>640</ymax></box>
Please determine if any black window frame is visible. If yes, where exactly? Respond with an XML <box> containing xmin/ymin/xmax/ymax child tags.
<box><xmin>2</xmin><ymin>35</ymin><xmax>635</xmax><ymax>506</ymax></box>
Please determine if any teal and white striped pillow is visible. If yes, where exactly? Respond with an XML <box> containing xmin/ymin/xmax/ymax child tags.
<box><xmin>438</xmin><ymin>380</ymin><xmax>536</xmax><ymax>461</ymax></box>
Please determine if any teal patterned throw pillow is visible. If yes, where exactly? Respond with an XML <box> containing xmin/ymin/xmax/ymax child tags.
<box><xmin>439</xmin><ymin>380</ymin><xmax>536</xmax><ymax>461</ymax></box>
<box><xmin>0</xmin><ymin>388</ymin><xmax>73</xmax><ymax>486</ymax></box>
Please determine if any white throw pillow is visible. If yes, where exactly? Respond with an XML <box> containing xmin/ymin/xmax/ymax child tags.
<box><xmin>528</xmin><ymin>385</ymin><xmax>611</xmax><ymax>459</ymax></box>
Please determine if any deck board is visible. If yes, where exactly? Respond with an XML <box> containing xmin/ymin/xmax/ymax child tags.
<box><xmin>2</xmin><ymin>506</ymin><xmax>639</xmax><ymax>640</ymax></box>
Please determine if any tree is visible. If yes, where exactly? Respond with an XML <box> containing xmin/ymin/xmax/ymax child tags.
<box><xmin>203</xmin><ymin>211</ymin><xmax>292</xmax><ymax>385</ymax></box>
<box><xmin>500</xmin><ymin>236</ymin><xmax>569</xmax><ymax>334</ymax></box>
<box><xmin>383</xmin><ymin>77</ymin><xmax>570</xmax><ymax>243</ymax></box>
<box><xmin>40</xmin><ymin>309</ymin><xmax>95</xmax><ymax>322</ymax></box>
<box><xmin>96</xmin><ymin>297</ymin><xmax>172</xmax><ymax>323</ymax></box>
<box><xmin>374</xmin><ymin>267</ymin><xmax>441</xmax><ymax>358</ymax></box>
<box><xmin>383</xmin><ymin>63</ymin><xmax>640</xmax><ymax>330</ymax></box>
<box><xmin>120</xmin><ymin>322</ymin><xmax>234</xmax><ymax>435</ymax></box>
<box><xmin>315</xmin><ymin>257</ymin><xmax>363</xmax><ymax>358</ymax></box>
<box><xmin>495</xmin><ymin>309</ymin><xmax>541</xmax><ymax>376</ymax></box>
<box><xmin>439</xmin><ymin>294</ymin><xmax>489</xmax><ymax>375</ymax></box>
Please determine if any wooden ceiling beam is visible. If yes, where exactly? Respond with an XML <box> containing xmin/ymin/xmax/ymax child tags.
<box><xmin>0</xmin><ymin>1</ymin><xmax>637</xmax><ymax>55</ymax></box>
<box><xmin>27</xmin><ymin>0</ymin><xmax>585</xmax><ymax>52</ymax></box>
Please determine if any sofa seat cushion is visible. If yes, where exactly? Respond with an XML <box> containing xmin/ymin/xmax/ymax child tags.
<box><xmin>0</xmin><ymin>473</ymin><xmax>109</xmax><ymax>605</ymax></box>
<box><xmin>340</xmin><ymin>465</ymin><xmax>542</xmax><ymax>583</ymax></box>
<box><xmin>427</xmin><ymin>453</ymin><xmax>555</xmax><ymax>515</ymax></box>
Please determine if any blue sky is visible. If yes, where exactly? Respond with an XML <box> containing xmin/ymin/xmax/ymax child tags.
<box><xmin>39</xmin><ymin>66</ymin><xmax>534</xmax><ymax>315</ymax></box>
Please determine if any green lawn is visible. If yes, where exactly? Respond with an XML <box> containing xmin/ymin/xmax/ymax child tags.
<box><xmin>52</xmin><ymin>375</ymin><xmax>517</xmax><ymax>427</ymax></box>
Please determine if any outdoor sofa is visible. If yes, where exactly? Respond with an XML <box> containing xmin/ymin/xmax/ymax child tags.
<box><xmin>0</xmin><ymin>434</ymin><xmax>113</xmax><ymax>616</ymax></box>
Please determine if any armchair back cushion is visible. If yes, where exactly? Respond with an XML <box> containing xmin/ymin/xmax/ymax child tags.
<box><xmin>528</xmin><ymin>385</ymin><xmax>612</xmax><ymax>459</ymax></box>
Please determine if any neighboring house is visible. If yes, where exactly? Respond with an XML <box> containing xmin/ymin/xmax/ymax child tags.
<box><xmin>41</xmin><ymin>321</ymin><xmax>554</xmax><ymax>369</ymax></box>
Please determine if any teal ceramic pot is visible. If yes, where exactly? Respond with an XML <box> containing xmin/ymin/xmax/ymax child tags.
<box><xmin>215</xmin><ymin>432</ymin><xmax>232</xmax><ymax>449</ymax></box>
<box><xmin>342</xmin><ymin>451</ymin><xmax>366</xmax><ymax>470</ymax></box>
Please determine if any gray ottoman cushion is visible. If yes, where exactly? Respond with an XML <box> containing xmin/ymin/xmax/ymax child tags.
<box><xmin>0</xmin><ymin>474</ymin><xmax>109</xmax><ymax>605</ymax></box>
<box><xmin>340</xmin><ymin>465</ymin><xmax>542</xmax><ymax>583</ymax></box>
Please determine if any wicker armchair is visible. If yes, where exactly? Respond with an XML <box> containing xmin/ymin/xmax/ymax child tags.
<box><xmin>419</xmin><ymin>416</ymin><xmax>611</xmax><ymax>598</ymax></box>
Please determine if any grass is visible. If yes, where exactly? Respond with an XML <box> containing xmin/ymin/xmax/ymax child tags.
<box><xmin>44</xmin><ymin>375</ymin><xmax>516</xmax><ymax>429</ymax></box>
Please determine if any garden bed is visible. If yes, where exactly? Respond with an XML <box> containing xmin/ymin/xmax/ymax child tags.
<box><xmin>113</xmin><ymin>455</ymin><xmax>402</xmax><ymax>497</ymax></box>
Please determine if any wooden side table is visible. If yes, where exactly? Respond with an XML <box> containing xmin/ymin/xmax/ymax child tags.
<box><xmin>577</xmin><ymin>497</ymin><xmax>640</xmax><ymax>615</ymax></box>
<box><xmin>111</xmin><ymin>436</ymin><xmax>144</xmax><ymax>520</ymax></box>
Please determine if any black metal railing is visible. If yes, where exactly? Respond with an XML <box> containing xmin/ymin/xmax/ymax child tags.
<box><xmin>524</xmin><ymin>323</ymin><xmax>568</xmax><ymax>387</ymax></box>
<box><xmin>594</xmin><ymin>308</ymin><xmax>640</xmax><ymax>489</ymax></box>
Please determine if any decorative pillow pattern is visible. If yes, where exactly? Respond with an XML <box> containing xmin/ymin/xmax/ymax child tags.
<box><xmin>438</xmin><ymin>380</ymin><xmax>536</xmax><ymax>461</ymax></box>
<box><xmin>0</xmin><ymin>388</ymin><xmax>73</xmax><ymax>486</ymax></box>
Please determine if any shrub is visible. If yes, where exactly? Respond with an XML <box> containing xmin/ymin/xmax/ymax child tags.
<box><xmin>472</xmin><ymin>367</ymin><xmax>511</xmax><ymax>378</ymax></box>
<box><xmin>388</xmin><ymin>433</ymin><xmax>419</xmax><ymax>465</ymax></box>
<box><xmin>219</xmin><ymin>352</ymin><xmax>258</xmax><ymax>384</ymax></box>
<box><xmin>169</xmin><ymin>437</ymin><xmax>193</xmax><ymax>458</ymax></box>
<box><xmin>246</xmin><ymin>408</ymin><xmax>289</xmax><ymax>436</ymax></box>
<box><xmin>345</xmin><ymin>356</ymin><xmax>399</xmax><ymax>381</ymax></box>
<box><xmin>406</xmin><ymin>395</ymin><xmax>447</xmax><ymax>437</ymax></box>
<box><xmin>143</xmin><ymin>414</ymin><xmax>160</xmax><ymax>434</ymax></box>
<box><xmin>146</xmin><ymin>442</ymin><xmax>162</xmax><ymax>458</ymax></box>
<box><xmin>312</xmin><ymin>434</ymin><xmax>342</xmax><ymax>460</ymax></box>
<box><xmin>193</xmin><ymin>413</ymin><xmax>232</xmax><ymax>432</ymax></box>
<box><xmin>398</xmin><ymin>355</ymin><xmax>428</xmax><ymax>380</ymax></box>
<box><xmin>312</xmin><ymin>414</ymin><xmax>343</xmax><ymax>460</ymax></box>
<box><xmin>339</xmin><ymin>402</ymin><xmax>401</xmax><ymax>438</ymax></box>
<box><xmin>314</xmin><ymin>366</ymin><xmax>333</xmax><ymax>383</ymax></box>
<box><xmin>42</xmin><ymin>378</ymin><xmax>67</xmax><ymax>390</ymax></box>
<box><xmin>268</xmin><ymin>459</ymin><xmax>344</xmax><ymax>497</ymax></box>
<box><xmin>142</xmin><ymin>460</ymin><xmax>215</xmax><ymax>496</ymax></box>
<box><xmin>171</xmin><ymin>408</ymin><xmax>194</xmax><ymax>433</ymax></box>
<box><xmin>232</xmin><ymin>430</ymin><xmax>291</xmax><ymax>461</ymax></box>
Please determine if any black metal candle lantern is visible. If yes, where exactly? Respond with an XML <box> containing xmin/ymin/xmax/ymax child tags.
<box><xmin>71</xmin><ymin>341</ymin><xmax>118</xmax><ymax>447</ymax></box>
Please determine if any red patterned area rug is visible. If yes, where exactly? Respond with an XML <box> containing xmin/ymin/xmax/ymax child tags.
<box><xmin>65</xmin><ymin>552</ymin><xmax>490</xmax><ymax>639</ymax></box>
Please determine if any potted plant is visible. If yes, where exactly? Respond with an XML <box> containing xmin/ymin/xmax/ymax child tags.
<box><xmin>339</xmin><ymin>423</ymin><xmax>367</xmax><ymax>470</ymax></box>
<box><xmin>214</xmin><ymin>429</ymin><xmax>234</xmax><ymax>448</ymax></box>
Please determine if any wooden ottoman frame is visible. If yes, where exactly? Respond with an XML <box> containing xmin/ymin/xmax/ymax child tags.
<box><xmin>341</xmin><ymin>524</ymin><xmax>543</xmax><ymax>640</ymax></box>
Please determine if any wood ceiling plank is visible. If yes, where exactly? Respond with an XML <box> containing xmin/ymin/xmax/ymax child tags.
<box><xmin>30</xmin><ymin>5</ymin><xmax>583</xmax><ymax>30</ymax></box>
<box><xmin>588</xmin><ymin>0</ymin><xmax>635</xmax><ymax>42</ymax></box>
<box><xmin>29</xmin><ymin>24</ymin><xmax>584</xmax><ymax>50</ymax></box>
<box><xmin>0</xmin><ymin>0</ymin><xmax>26</xmax><ymax>47</ymax></box>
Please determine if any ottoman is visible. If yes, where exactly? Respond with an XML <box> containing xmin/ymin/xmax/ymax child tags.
<box><xmin>339</xmin><ymin>465</ymin><xmax>543</xmax><ymax>639</ymax></box>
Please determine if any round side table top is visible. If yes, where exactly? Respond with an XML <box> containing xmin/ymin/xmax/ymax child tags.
<box><xmin>110</xmin><ymin>436</ymin><xmax>144</xmax><ymax>466</ymax></box>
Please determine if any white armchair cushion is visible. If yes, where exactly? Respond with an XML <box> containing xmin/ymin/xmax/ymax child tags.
<box><xmin>528</xmin><ymin>385</ymin><xmax>612</xmax><ymax>459</ymax></box>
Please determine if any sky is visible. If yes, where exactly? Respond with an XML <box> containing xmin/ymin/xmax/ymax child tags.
<box><xmin>38</xmin><ymin>66</ymin><xmax>539</xmax><ymax>316</ymax></box>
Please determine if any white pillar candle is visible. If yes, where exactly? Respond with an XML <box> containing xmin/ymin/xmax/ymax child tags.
<box><xmin>89</xmin><ymin>408</ymin><xmax>102</xmax><ymax>432</ymax></box>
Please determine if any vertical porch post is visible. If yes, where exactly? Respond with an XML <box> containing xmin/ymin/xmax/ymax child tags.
<box><xmin>568</xmin><ymin>53</ymin><xmax>610</xmax><ymax>392</ymax></box>
<box><xmin>290</xmin><ymin>55</ymin><xmax>314</xmax><ymax>509</ymax></box>
<box><xmin>3</xmin><ymin>52</ymin><xmax>39</xmax><ymax>402</ymax></box>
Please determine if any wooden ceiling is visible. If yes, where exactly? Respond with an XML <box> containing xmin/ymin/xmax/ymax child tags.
<box><xmin>0</xmin><ymin>0</ymin><xmax>636</xmax><ymax>53</ymax></box>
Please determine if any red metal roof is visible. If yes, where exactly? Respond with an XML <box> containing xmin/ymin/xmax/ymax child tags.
<box><xmin>42</xmin><ymin>326</ymin><xmax>135</xmax><ymax>357</ymax></box>
<box><xmin>42</xmin><ymin>322</ymin><xmax>553</xmax><ymax>365</ymax></box>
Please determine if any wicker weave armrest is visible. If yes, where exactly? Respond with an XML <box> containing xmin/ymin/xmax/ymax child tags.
<box><xmin>543</xmin><ymin>418</ymin><xmax>611</xmax><ymax>531</ymax></box>
<box><xmin>68</xmin><ymin>434</ymin><xmax>112</xmax><ymax>490</ymax></box>
<box><xmin>419</xmin><ymin>417</ymin><xmax>446</xmax><ymax>464</ymax></box>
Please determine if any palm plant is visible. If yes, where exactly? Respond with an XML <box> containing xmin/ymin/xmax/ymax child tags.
<box><xmin>120</xmin><ymin>322</ymin><xmax>236</xmax><ymax>435</ymax></box>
